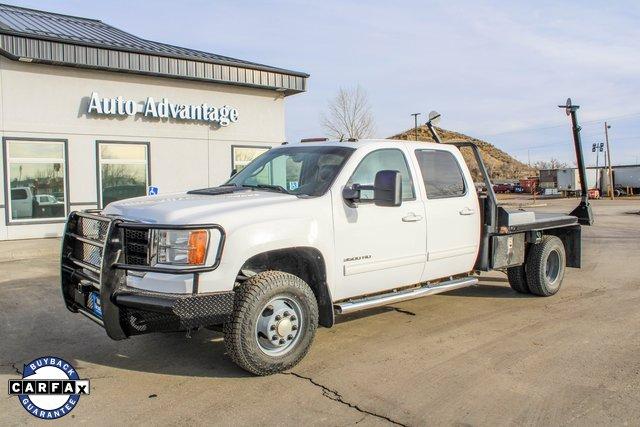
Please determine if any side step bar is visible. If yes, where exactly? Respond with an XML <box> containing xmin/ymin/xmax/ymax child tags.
<box><xmin>334</xmin><ymin>276</ymin><xmax>478</xmax><ymax>315</ymax></box>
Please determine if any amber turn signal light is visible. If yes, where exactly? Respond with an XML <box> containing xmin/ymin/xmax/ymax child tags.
<box><xmin>188</xmin><ymin>230</ymin><xmax>209</xmax><ymax>265</ymax></box>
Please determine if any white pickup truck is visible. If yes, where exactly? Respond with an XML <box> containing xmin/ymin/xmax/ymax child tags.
<box><xmin>61</xmin><ymin>105</ymin><xmax>593</xmax><ymax>375</ymax></box>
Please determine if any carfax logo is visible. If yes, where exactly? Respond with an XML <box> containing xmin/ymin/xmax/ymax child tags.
<box><xmin>7</xmin><ymin>356</ymin><xmax>90</xmax><ymax>420</ymax></box>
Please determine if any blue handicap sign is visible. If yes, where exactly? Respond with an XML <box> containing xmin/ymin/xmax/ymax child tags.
<box><xmin>148</xmin><ymin>186</ymin><xmax>159</xmax><ymax>196</ymax></box>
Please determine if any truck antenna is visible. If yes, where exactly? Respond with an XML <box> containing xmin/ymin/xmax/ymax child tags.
<box><xmin>559</xmin><ymin>98</ymin><xmax>594</xmax><ymax>225</ymax></box>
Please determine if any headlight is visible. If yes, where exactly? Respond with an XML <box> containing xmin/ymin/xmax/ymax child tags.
<box><xmin>149</xmin><ymin>229</ymin><xmax>210</xmax><ymax>266</ymax></box>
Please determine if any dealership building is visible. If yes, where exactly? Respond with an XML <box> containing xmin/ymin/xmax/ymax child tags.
<box><xmin>0</xmin><ymin>3</ymin><xmax>307</xmax><ymax>240</ymax></box>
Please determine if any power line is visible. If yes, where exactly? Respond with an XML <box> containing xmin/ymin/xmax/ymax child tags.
<box><xmin>484</xmin><ymin>111</ymin><xmax>640</xmax><ymax>137</ymax></box>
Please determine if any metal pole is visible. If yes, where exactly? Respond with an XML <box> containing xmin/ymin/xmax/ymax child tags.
<box><xmin>604</xmin><ymin>122</ymin><xmax>614</xmax><ymax>200</ymax></box>
<box><xmin>595</xmin><ymin>144</ymin><xmax>599</xmax><ymax>190</ymax></box>
<box><xmin>559</xmin><ymin>98</ymin><xmax>593</xmax><ymax>225</ymax></box>
<box><xmin>568</xmin><ymin>109</ymin><xmax>589</xmax><ymax>205</ymax></box>
<box><xmin>411</xmin><ymin>113</ymin><xmax>421</xmax><ymax>141</ymax></box>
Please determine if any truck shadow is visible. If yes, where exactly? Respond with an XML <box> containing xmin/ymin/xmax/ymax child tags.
<box><xmin>443</xmin><ymin>283</ymin><xmax>534</xmax><ymax>299</ymax></box>
<box><xmin>1</xmin><ymin>276</ymin><xmax>252</xmax><ymax>379</ymax></box>
<box><xmin>4</xmin><ymin>325</ymin><xmax>251</xmax><ymax>379</ymax></box>
<box><xmin>2</xmin><ymin>275</ymin><xmax>530</xmax><ymax>380</ymax></box>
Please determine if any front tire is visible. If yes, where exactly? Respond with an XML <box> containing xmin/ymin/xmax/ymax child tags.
<box><xmin>525</xmin><ymin>235</ymin><xmax>566</xmax><ymax>296</ymax></box>
<box><xmin>223</xmin><ymin>271</ymin><xmax>319</xmax><ymax>376</ymax></box>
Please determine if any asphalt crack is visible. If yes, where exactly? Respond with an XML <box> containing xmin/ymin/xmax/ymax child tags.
<box><xmin>284</xmin><ymin>372</ymin><xmax>408</xmax><ymax>426</ymax></box>
<box><xmin>12</xmin><ymin>363</ymin><xmax>22</xmax><ymax>375</ymax></box>
<box><xmin>0</xmin><ymin>362</ymin><xmax>23</xmax><ymax>376</ymax></box>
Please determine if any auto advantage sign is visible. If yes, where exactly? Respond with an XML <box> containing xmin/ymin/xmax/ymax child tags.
<box><xmin>86</xmin><ymin>92</ymin><xmax>239</xmax><ymax>126</ymax></box>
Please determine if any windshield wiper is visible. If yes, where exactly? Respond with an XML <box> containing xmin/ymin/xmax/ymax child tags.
<box><xmin>242</xmin><ymin>184</ymin><xmax>290</xmax><ymax>194</ymax></box>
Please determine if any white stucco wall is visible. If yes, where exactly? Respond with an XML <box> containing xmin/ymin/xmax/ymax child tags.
<box><xmin>0</xmin><ymin>57</ymin><xmax>287</xmax><ymax>240</ymax></box>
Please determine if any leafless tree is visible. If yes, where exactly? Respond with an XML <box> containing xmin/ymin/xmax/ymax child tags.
<box><xmin>321</xmin><ymin>86</ymin><xmax>375</xmax><ymax>140</ymax></box>
<box><xmin>533</xmin><ymin>158</ymin><xmax>568</xmax><ymax>170</ymax></box>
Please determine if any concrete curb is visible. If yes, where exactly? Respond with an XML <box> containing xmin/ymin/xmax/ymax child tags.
<box><xmin>0</xmin><ymin>238</ymin><xmax>61</xmax><ymax>263</ymax></box>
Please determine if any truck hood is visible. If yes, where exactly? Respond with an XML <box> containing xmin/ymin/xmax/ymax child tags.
<box><xmin>102</xmin><ymin>189</ymin><xmax>299</xmax><ymax>224</ymax></box>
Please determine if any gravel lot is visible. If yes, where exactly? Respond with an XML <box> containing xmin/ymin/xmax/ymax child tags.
<box><xmin>1</xmin><ymin>198</ymin><xmax>639</xmax><ymax>426</ymax></box>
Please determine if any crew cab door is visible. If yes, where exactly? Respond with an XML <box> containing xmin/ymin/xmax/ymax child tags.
<box><xmin>413</xmin><ymin>148</ymin><xmax>480</xmax><ymax>281</ymax></box>
<box><xmin>331</xmin><ymin>148</ymin><xmax>426</xmax><ymax>301</ymax></box>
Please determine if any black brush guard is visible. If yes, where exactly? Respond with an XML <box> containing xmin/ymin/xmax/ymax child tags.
<box><xmin>61</xmin><ymin>211</ymin><xmax>233</xmax><ymax>340</ymax></box>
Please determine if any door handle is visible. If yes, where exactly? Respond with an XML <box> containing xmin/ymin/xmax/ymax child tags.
<box><xmin>459</xmin><ymin>207</ymin><xmax>475</xmax><ymax>216</ymax></box>
<box><xmin>402</xmin><ymin>213</ymin><xmax>423</xmax><ymax>222</ymax></box>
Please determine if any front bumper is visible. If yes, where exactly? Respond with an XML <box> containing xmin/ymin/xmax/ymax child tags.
<box><xmin>61</xmin><ymin>211</ymin><xmax>232</xmax><ymax>340</ymax></box>
<box><xmin>114</xmin><ymin>286</ymin><xmax>234</xmax><ymax>335</ymax></box>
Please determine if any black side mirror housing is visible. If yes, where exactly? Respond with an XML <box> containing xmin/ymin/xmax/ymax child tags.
<box><xmin>342</xmin><ymin>185</ymin><xmax>360</xmax><ymax>202</ymax></box>
<box><xmin>374</xmin><ymin>170</ymin><xmax>402</xmax><ymax>207</ymax></box>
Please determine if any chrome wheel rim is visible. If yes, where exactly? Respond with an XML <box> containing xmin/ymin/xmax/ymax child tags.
<box><xmin>545</xmin><ymin>249</ymin><xmax>561</xmax><ymax>284</ymax></box>
<box><xmin>255</xmin><ymin>296</ymin><xmax>303</xmax><ymax>356</ymax></box>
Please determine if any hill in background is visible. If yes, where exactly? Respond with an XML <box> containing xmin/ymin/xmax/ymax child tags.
<box><xmin>390</xmin><ymin>126</ymin><xmax>537</xmax><ymax>181</ymax></box>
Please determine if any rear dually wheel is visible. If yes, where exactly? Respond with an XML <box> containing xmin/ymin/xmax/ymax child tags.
<box><xmin>525</xmin><ymin>235</ymin><xmax>566</xmax><ymax>296</ymax></box>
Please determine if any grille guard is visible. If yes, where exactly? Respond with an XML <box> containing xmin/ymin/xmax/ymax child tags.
<box><xmin>61</xmin><ymin>210</ymin><xmax>226</xmax><ymax>340</ymax></box>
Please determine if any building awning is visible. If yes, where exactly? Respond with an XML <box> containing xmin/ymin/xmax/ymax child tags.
<box><xmin>0</xmin><ymin>3</ymin><xmax>308</xmax><ymax>95</ymax></box>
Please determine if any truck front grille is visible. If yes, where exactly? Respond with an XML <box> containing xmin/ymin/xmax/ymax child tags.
<box><xmin>124</xmin><ymin>229</ymin><xmax>149</xmax><ymax>266</ymax></box>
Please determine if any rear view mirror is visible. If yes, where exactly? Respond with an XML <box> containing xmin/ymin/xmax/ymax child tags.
<box><xmin>374</xmin><ymin>170</ymin><xmax>402</xmax><ymax>207</ymax></box>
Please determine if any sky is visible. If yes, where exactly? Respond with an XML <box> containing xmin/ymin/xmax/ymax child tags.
<box><xmin>6</xmin><ymin>0</ymin><xmax>640</xmax><ymax>166</ymax></box>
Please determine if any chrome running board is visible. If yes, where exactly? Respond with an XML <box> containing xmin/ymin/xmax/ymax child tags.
<box><xmin>334</xmin><ymin>276</ymin><xmax>478</xmax><ymax>315</ymax></box>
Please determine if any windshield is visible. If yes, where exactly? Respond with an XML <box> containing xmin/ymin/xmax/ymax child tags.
<box><xmin>226</xmin><ymin>145</ymin><xmax>355</xmax><ymax>197</ymax></box>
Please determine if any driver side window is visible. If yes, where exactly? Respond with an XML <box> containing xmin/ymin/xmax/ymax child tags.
<box><xmin>347</xmin><ymin>149</ymin><xmax>415</xmax><ymax>200</ymax></box>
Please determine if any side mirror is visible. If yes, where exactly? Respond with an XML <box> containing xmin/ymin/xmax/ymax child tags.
<box><xmin>374</xmin><ymin>170</ymin><xmax>402</xmax><ymax>207</ymax></box>
<box><xmin>342</xmin><ymin>185</ymin><xmax>360</xmax><ymax>202</ymax></box>
<box><xmin>230</xmin><ymin>168</ymin><xmax>238</xmax><ymax>178</ymax></box>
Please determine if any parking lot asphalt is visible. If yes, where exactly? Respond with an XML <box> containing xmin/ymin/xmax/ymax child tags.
<box><xmin>1</xmin><ymin>198</ymin><xmax>639</xmax><ymax>426</ymax></box>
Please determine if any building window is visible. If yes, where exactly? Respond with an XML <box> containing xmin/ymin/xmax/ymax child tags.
<box><xmin>4</xmin><ymin>139</ymin><xmax>67</xmax><ymax>222</ymax></box>
<box><xmin>232</xmin><ymin>146</ymin><xmax>270</xmax><ymax>173</ymax></box>
<box><xmin>97</xmin><ymin>142</ymin><xmax>149</xmax><ymax>208</ymax></box>
<box><xmin>415</xmin><ymin>149</ymin><xmax>466</xmax><ymax>198</ymax></box>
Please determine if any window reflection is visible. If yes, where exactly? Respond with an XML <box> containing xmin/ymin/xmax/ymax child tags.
<box><xmin>100</xmin><ymin>144</ymin><xmax>146</xmax><ymax>160</ymax></box>
<box><xmin>232</xmin><ymin>146</ymin><xmax>269</xmax><ymax>172</ymax></box>
<box><xmin>99</xmin><ymin>143</ymin><xmax>148</xmax><ymax>207</ymax></box>
<box><xmin>6</xmin><ymin>140</ymin><xmax>66</xmax><ymax>221</ymax></box>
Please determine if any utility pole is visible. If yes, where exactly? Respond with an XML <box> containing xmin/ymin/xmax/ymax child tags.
<box><xmin>592</xmin><ymin>142</ymin><xmax>604</xmax><ymax>190</ymax></box>
<box><xmin>411</xmin><ymin>113</ymin><xmax>421</xmax><ymax>141</ymax></box>
<box><xmin>593</xmin><ymin>143</ymin><xmax>599</xmax><ymax>190</ymax></box>
<box><xmin>604</xmin><ymin>122</ymin><xmax>614</xmax><ymax>200</ymax></box>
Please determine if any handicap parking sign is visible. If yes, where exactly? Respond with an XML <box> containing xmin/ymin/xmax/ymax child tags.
<box><xmin>148</xmin><ymin>186</ymin><xmax>159</xmax><ymax>196</ymax></box>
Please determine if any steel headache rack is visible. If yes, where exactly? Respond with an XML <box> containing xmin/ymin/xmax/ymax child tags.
<box><xmin>61</xmin><ymin>211</ymin><xmax>232</xmax><ymax>340</ymax></box>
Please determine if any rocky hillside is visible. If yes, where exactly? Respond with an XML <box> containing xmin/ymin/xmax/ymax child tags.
<box><xmin>389</xmin><ymin>126</ymin><xmax>536</xmax><ymax>181</ymax></box>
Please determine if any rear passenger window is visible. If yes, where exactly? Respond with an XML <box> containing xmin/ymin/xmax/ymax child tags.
<box><xmin>347</xmin><ymin>149</ymin><xmax>415</xmax><ymax>200</ymax></box>
<box><xmin>415</xmin><ymin>150</ymin><xmax>466</xmax><ymax>198</ymax></box>
<box><xmin>11</xmin><ymin>189</ymin><xmax>28</xmax><ymax>200</ymax></box>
